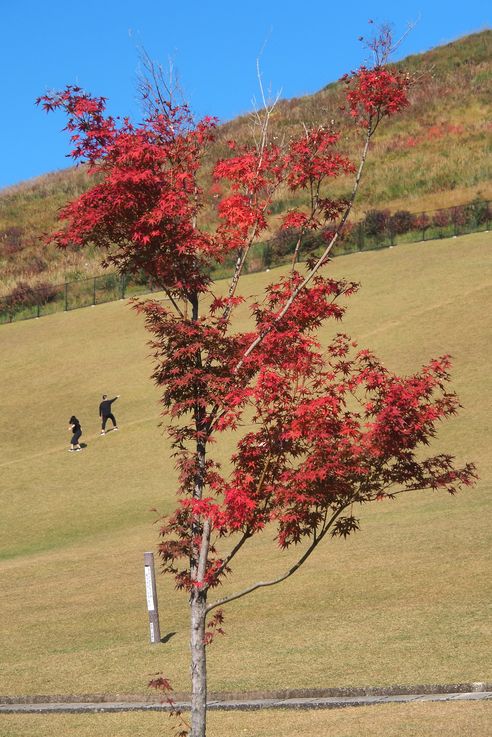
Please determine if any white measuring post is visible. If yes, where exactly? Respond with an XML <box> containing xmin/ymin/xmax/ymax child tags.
<box><xmin>144</xmin><ymin>551</ymin><xmax>161</xmax><ymax>644</ymax></box>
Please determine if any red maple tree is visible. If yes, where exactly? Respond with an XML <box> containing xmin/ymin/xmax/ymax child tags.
<box><xmin>39</xmin><ymin>31</ymin><xmax>476</xmax><ymax>737</ymax></box>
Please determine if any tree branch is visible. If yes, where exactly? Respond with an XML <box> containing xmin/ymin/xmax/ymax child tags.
<box><xmin>203</xmin><ymin>453</ymin><xmax>273</xmax><ymax>591</ymax></box>
<box><xmin>234</xmin><ymin>124</ymin><xmax>373</xmax><ymax>375</ymax></box>
<box><xmin>221</xmin><ymin>69</ymin><xmax>282</xmax><ymax>321</ymax></box>
<box><xmin>205</xmin><ymin>505</ymin><xmax>347</xmax><ymax>614</ymax></box>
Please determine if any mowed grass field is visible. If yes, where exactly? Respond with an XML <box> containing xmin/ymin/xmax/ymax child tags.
<box><xmin>0</xmin><ymin>232</ymin><xmax>490</xmax><ymax>705</ymax></box>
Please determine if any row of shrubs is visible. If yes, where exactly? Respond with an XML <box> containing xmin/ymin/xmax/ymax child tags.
<box><xmin>0</xmin><ymin>281</ymin><xmax>59</xmax><ymax>321</ymax></box>
<box><xmin>0</xmin><ymin>274</ymin><xmax>120</xmax><ymax>322</ymax></box>
<box><xmin>0</xmin><ymin>270</ymin><xmax>166</xmax><ymax>322</ymax></box>
<box><xmin>360</xmin><ymin>198</ymin><xmax>490</xmax><ymax>238</ymax></box>
<box><xmin>1</xmin><ymin>199</ymin><xmax>490</xmax><ymax>323</ymax></box>
<box><xmin>263</xmin><ymin>198</ymin><xmax>490</xmax><ymax>266</ymax></box>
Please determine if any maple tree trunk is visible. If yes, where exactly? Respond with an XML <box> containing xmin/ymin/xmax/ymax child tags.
<box><xmin>190</xmin><ymin>591</ymin><xmax>207</xmax><ymax>737</ymax></box>
<box><xmin>190</xmin><ymin>283</ymin><xmax>208</xmax><ymax>737</ymax></box>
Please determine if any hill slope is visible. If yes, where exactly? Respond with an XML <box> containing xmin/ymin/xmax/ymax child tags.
<box><xmin>0</xmin><ymin>30</ymin><xmax>490</xmax><ymax>297</ymax></box>
<box><xmin>0</xmin><ymin>231</ymin><xmax>490</xmax><ymax>697</ymax></box>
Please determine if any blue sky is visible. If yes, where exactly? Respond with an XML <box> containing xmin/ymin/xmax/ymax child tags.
<box><xmin>0</xmin><ymin>0</ymin><xmax>490</xmax><ymax>189</ymax></box>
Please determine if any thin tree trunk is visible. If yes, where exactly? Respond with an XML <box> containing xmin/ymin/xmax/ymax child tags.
<box><xmin>190</xmin><ymin>591</ymin><xmax>207</xmax><ymax>737</ymax></box>
<box><xmin>190</xmin><ymin>287</ymin><xmax>208</xmax><ymax>737</ymax></box>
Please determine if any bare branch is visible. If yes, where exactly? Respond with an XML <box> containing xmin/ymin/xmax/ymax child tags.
<box><xmin>206</xmin><ymin>531</ymin><xmax>251</xmax><ymax>591</ymax></box>
<box><xmin>203</xmin><ymin>453</ymin><xmax>273</xmax><ymax>591</ymax></box>
<box><xmin>364</xmin><ymin>20</ymin><xmax>418</xmax><ymax>68</ymax></box>
<box><xmin>221</xmin><ymin>62</ymin><xmax>283</xmax><ymax>320</ymax></box>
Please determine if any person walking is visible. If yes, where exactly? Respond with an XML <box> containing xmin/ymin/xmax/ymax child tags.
<box><xmin>99</xmin><ymin>394</ymin><xmax>120</xmax><ymax>435</ymax></box>
<box><xmin>68</xmin><ymin>416</ymin><xmax>83</xmax><ymax>451</ymax></box>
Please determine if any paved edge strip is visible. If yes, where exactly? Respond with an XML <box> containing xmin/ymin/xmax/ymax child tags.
<box><xmin>1</xmin><ymin>682</ymin><xmax>490</xmax><ymax>706</ymax></box>
<box><xmin>1</xmin><ymin>687</ymin><xmax>492</xmax><ymax>715</ymax></box>
<box><xmin>1</xmin><ymin>692</ymin><xmax>491</xmax><ymax>714</ymax></box>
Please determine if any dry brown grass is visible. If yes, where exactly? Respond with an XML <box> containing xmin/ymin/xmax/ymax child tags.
<box><xmin>0</xmin><ymin>231</ymin><xmax>490</xmax><ymax>701</ymax></box>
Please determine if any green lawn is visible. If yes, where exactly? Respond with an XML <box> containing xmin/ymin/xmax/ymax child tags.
<box><xmin>0</xmin><ymin>232</ymin><xmax>490</xmax><ymax>700</ymax></box>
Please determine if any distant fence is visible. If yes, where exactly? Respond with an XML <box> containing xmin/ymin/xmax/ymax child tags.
<box><xmin>0</xmin><ymin>273</ymin><xmax>161</xmax><ymax>324</ymax></box>
<box><xmin>1</xmin><ymin>198</ymin><xmax>490</xmax><ymax>325</ymax></box>
<box><xmin>262</xmin><ymin>198</ymin><xmax>491</xmax><ymax>268</ymax></box>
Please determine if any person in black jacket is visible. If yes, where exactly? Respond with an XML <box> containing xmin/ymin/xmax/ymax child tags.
<box><xmin>99</xmin><ymin>394</ymin><xmax>120</xmax><ymax>435</ymax></box>
<box><xmin>68</xmin><ymin>416</ymin><xmax>83</xmax><ymax>451</ymax></box>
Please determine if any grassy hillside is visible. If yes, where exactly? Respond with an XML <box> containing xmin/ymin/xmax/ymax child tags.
<box><xmin>220</xmin><ymin>29</ymin><xmax>492</xmax><ymax>213</ymax></box>
<box><xmin>0</xmin><ymin>231</ymin><xmax>490</xmax><ymax>702</ymax></box>
<box><xmin>0</xmin><ymin>30</ymin><xmax>490</xmax><ymax>297</ymax></box>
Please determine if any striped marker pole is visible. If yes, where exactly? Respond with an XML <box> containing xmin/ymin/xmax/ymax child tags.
<box><xmin>144</xmin><ymin>552</ymin><xmax>161</xmax><ymax>644</ymax></box>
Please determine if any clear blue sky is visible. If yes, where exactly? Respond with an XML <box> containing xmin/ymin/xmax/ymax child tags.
<box><xmin>1</xmin><ymin>0</ymin><xmax>489</xmax><ymax>189</ymax></box>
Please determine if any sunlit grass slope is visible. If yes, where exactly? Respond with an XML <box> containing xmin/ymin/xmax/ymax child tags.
<box><xmin>0</xmin><ymin>232</ymin><xmax>490</xmax><ymax>697</ymax></box>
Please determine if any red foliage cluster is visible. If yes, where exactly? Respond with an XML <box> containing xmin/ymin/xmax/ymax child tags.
<box><xmin>159</xmin><ymin>328</ymin><xmax>474</xmax><ymax>572</ymax></box>
<box><xmin>203</xmin><ymin>609</ymin><xmax>225</xmax><ymax>645</ymax></box>
<box><xmin>343</xmin><ymin>66</ymin><xmax>410</xmax><ymax>129</ymax></box>
<box><xmin>285</xmin><ymin>129</ymin><xmax>354</xmax><ymax>189</ymax></box>
<box><xmin>149</xmin><ymin>673</ymin><xmax>189</xmax><ymax>737</ymax></box>
<box><xmin>38</xmin><ymin>88</ymin><xmax>219</xmax><ymax>296</ymax></box>
<box><xmin>37</xmin><ymin>86</ymin><xmax>116</xmax><ymax>163</ymax></box>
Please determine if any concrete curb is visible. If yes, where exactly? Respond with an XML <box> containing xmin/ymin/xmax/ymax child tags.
<box><xmin>1</xmin><ymin>691</ymin><xmax>491</xmax><ymax>714</ymax></box>
<box><xmin>1</xmin><ymin>683</ymin><xmax>491</xmax><ymax>713</ymax></box>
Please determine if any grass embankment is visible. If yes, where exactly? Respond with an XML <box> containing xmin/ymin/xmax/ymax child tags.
<box><xmin>2</xmin><ymin>702</ymin><xmax>491</xmax><ymax>737</ymax></box>
<box><xmin>0</xmin><ymin>232</ymin><xmax>490</xmax><ymax>701</ymax></box>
